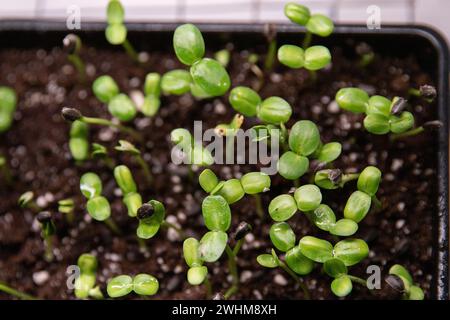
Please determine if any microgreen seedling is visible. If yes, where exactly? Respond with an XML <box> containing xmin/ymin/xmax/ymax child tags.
<box><xmin>105</xmin><ymin>0</ymin><xmax>140</xmax><ymax>63</ymax></box>
<box><xmin>115</xmin><ymin>140</ymin><xmax>153</xmax><ymax>184</ymax></box>
<box><xmin>63</xmin><ymin>33</ymin><xmax>86</xmax><ymax>82</ymax></box>
<box><xmin>74</xmin><ymin>253</ymin><xmax>104</xmax><ymax>299</ymax></box>
<box><xmin>135</xmin><ymin>201</ymin><xmax>182</xmax><ymax>242</ymax></box>
<box><xmin>183</xmin><ymin>183</ymin><xmax>255</xmax><ymax>298</ymax></box>
<box><xmin>113</xmin><ymin>164</ymin><xmax>142</xmax><ymax>217</ymax></box>
<box><xmin>314</xmin><ymin>169</ymin><xmax>359</xmax><ymax>190</ymax></box>
<box><xmin>80</xmin><ymin>172</ymin><xmax>121</xmax><ymax>234</ymax></box>
<box><xmin>58</xmin><ymin>198</ymin><xmax>75</xmax><ymax>224</ymax></box>
<box><xmin>92</xmin><ymin>75</ymin><xmax>140</xmax><ymax>122</ymax></box>
<box><xmin>141</xmin><ymin>72</ymin><xmax>161</xmax><ymax>116</ymax></box>
<box><xmin>0</xmin><ymin>86</ymin><xmax>17</xmax><ymax>133</ymax></box>
<box><xmin>36</xmin><ymin>211</ymin><xmax>56</xmax><ymax>262</ymax></box>
<box><xmin>335</xmin><ymin>87</ymin><xmax>442</xmax><ymax>139</ymax></box>
<box><xmin>284</xmin><ymin>2</ymin><xmax>334</xmax><ymax>48</ymax></box>
<box><xmin>173</xmin><ymin>24</ymin><xmax>231</xmax><ymax>97</ymax></box>
<box><xmin>386</xmin><ymin>264</ymin><xmax>424</xmax><ymax>300</ymax></box>
<box><xmin>61</xmin><ymin>107</ymin><xmax>142</xmax><ymax>141</ymax></box>
<box><xmin>69</xmin><ymin>120</ymin><xmax>89</xmax><ymax>162</ymax></box>
<box><xmin>199</xmin><ymin>169</ymin><xmax>271</xmax><ymax>219</ymax></box>
<box><xmin>408</xmin><ymin>84</ymin><xmax>437</xmax><ymax>102</ymax></box>
<box><xmin>107</xmin><ymin>274</ymin><xmax>159</xmax><ymax>298</ymax></box>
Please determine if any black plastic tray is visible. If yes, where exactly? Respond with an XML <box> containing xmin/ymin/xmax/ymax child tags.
<box><xmin>0</xmin><ymin>20</ymin><xmax>448</xmax><ymax>300</ymax></box>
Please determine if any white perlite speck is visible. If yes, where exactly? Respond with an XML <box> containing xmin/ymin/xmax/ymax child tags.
<box><xmin>274</xmin><ymin>274</ymin><xmax>288</xmax><ymax>286</ymax></box>
<box><xmin>33</xmin><ymin>270</ymin><xmax>49</xmax><ymax>285</ymax></box>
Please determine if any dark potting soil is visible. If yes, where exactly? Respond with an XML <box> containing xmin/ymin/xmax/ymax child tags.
<box><xmin>0</xmin><ymin>34</ymin><xmax>438</xmax><ymax>300</ymax></box>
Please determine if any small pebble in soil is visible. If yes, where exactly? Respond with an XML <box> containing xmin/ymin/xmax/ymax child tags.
<box><xmin>240</xmin><ymin>270</ymin><xmax>252</xmax><ymax>283</ymax></box>
<box><xmin>395</xmin><ymin>219</ymin><xmax>406</xmax><ymax>229</ymax></box>
<box><xmin>274</xmin><ymin>274</ymin><xmax>288</xmax><ymax>286</ymax></box>
<box><xmin>33</xmin><ymin>270</ymin><xmax>49</xmax><ymax>286</ymax></box>
<box><xmin>253</xmin><ymin>290</ymin><xmax>263</xmax><ymax>299</ymax></box>
<box><xmin>327</xmin><ymin>100</ymin><xmax>339</xmax><ymax>114</ymax></box>
<box><xmin>397</xmin><ymin>202</ymin><xmax>405</xmax><ymax>211</ymax></box>
<box><xmin>391</xmin><ymin>159</ymin><xmax>404</xmax><ymax>172</ymax></box>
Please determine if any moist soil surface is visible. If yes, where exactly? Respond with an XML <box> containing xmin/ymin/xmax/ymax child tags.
<box><xmin>0</xmin><ymin>32</ymin><xmax>438</xmax><ymax>300</ymax></box>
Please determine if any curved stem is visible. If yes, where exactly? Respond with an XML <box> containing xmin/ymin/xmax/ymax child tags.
<box><xmin>67</xmin><ymin>54</ymin><xmax>86</xmax><ymax>83</ymax></box>
<box><xmin>82</xmin><ymin>116</ymin><xmax>143</xmax><ymax>142</ymax></box>
<box><xmin>341</xmin><ymin>173</ymin><xmax>360</xmax><ymax>184</ymax></box>
<box><xmin>0</xmin><ymin>283</ymin><xmax>37</xmax><ymax>300</ymax></box>
<box><xmin>348</xmin><ymin>275</ymin><xmax>367</xmax><ymax>287</ymax></box>
<box><xmin>390</xmin><ymin>126</ymin><xmax>424</xmax><ymax>141</ymax></box>
<box><xmin>253</xmin><ymin>194</ymin><xmax>264</xmax><ymax>219</ymax></box>
<box><xmin>371</xmin><ymin>195</ymin><xmax>382</xmax><ymax>210</ymax></box>
<box><xmin>135</xmin><ymin>155</ymin><xmax>153</xmax><ymax>185</ymax></box>
<box><xmin>122</xmin><ymin>39</ymin><xmax>139</xmax><ymax>63</ymax></box>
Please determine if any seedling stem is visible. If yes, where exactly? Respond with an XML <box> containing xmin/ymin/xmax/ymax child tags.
<box><xmin>253</xmin><ymin>194</ymin><xmax>265</xmax><ymax>219</ymax></box>
<box><xmin>104</xmin><ymin>217</ymin><xmax>122</xmax><ymax>235</ymax></box>
<box><xmin>82</xmin><ymin>116</ymin><xmax>142</xmax><ymax>142</ymax></box>
<box><xmin>0</xmin><ymin>283</ymin><xmax>37</xmax><ymax>300</ymax></box>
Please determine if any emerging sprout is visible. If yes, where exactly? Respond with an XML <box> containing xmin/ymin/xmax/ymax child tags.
<box><xmin>61</xmin><ymin>107</ymin><xmax>142</xmax><ymax>141</ymax></box>
<box><xmin>63</xmin><ymin>34</ymin><xmax>86</xmax><ymax>82</ymax></box>
<box><xmin>58</xmin><ymin>198</ymin><xmax>75</xmax><ymax>224</ymax></box>
<box><xmin>173</xmin><ymin>24</ymin><xmax>231</xmax><ymax>97</ymax></box>
<box><xmin>92</xmin><ymin>143</ymin><xmax>115</xmax><ymax>169</ymax></box>
<box><xmin>80</xmin><ymin>172</ymin><xmax>120</xmax><ymax>234</ymax></box>
<box><xmin>115</xmin><ymin>140</ymin><xmax>153</xmax><ymax>184</ymax></box>
<box><xmin>69</xmin><ymin>120</ymin><xmax>89</xmax><ymax>162</ymax></box>
<box><xmin>105</xmin><ymin>0</ymin><xmax>140</xmax><ymax>62</ymax></box>
<box><xmin>314</xmin><ymin>169</ymin><xmax>360</xmax><ymax>189</ymax></box>
<box><xmin>74</xmin><ymin>254</ymin><xmax>104</xmax><ymax>299</ymax></box>
<box><xmin>135</xmin><ymin>200</ymin><xmax>181</xmax><ymax>240</ymax></box>
<box><xmin>37</xmin><ymin>211</ymin><xmax>56</xmax><ymax>262</ymax></box>
<box><xmin>107</xmin><ymin>274</ymin><xmax>159</xmax><ymax>298</ymax></box>
<box><xmin>18</xmin><ymin>191</ymin><xmax>40</xmax><ymax>212</ymax></box>
<box><xmin>408</xmin><ymin>84</ymin><xmax>437</xmax><ymax>102</ymax></box>
<box><xmin>387</xmin><ymin>264</ymin><xmax>424</xmax><ymax>300</ymax></box>
<box><xmin>113</xmin><ymin>165</ymin><xmax>142</xmax><ymax>217</ymax></box>
<box><xmin>0</xmin><ymin>86</ymin><xmax>17</xmax><ymax>133</ymax></box>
